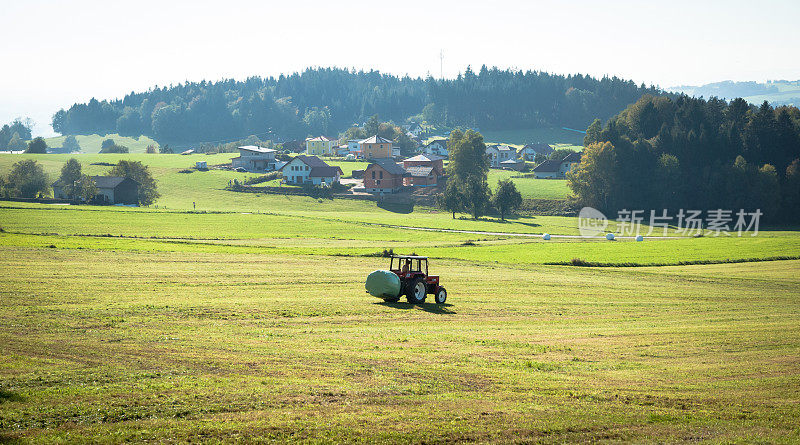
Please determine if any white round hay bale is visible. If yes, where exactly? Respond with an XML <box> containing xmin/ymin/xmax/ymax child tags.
<box><xmin>636</xmin><ymin>235</ymin><xmax>643</xmax><ymax>242</ymax></box>
<box><xmin>606</xmin><ymin>233</ymin><xmax>615</xmax><ymax>240</ymax></box>
<box><xmin>542</xmin><ymin>233</ymin><xmax>551</xmax><ymax>240</ymax></box>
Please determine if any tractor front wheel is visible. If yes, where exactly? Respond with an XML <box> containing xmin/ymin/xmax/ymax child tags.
<box><xmin>435</xmin><ymin>287</ymin><xmax>447</xmax><ymax>304</ymax></box>
<box><xmin>406</xmin><ymin>278</ymin><xmax>427</xmax><ymax>304</ymax></box>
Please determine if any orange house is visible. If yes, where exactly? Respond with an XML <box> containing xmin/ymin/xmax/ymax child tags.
<box><xmin>358</xmin><ymin>135</ymin><xmax>393</xmax><ymax>159</ymax></box>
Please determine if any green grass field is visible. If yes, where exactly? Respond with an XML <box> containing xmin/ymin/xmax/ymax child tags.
<box><xmin>43</xmin><ymin>134</ymin><xmax>161</xmax><ymax>153</ymax></box>
<box><xmin>1</xmin><ymin>150</ymin><xmax>800</xmax><ymax>442</ymax></box>
<box><xmin>2</xmin><ymin>204</ymin><xmax>798</xmax><ymax>266</ymax></box>
<box><xmin>1</xmin><ymin>247</ymin><xmax>799</xmax><ymax>442</ymax></box>
<box><xmin>488</xmin><ymin>170</ymin><xmax>571</xmax><ymax>200</ymax></box>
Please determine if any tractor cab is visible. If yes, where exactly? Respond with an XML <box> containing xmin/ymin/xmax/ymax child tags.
<box><xmin>390</xmin><ymin>255</ymin><xmax>428</xmax><ymax>280</ymax></box>
<box><xmin>388</xmin><ymin>255</ymin><xmax>446</xmax><ymax>304</ymax></box>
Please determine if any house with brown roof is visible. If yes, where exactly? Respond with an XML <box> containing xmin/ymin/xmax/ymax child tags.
<box><xmin>560</xmin><ymin>152</ymin><xmax>582</xmax><ymax>174</ymax></box>
<box><xmin>402</xmin><ymin>154</ymin><xmax>445</xmax><ymax>176</ymax></box>
<box><xmin>52</xmin><ymin>176</ymin><xmax>139</xmax><ymax>204</ymax></box>
<box><xmin>532</xmin><ymin>152</ymin><xmax>582</xmax><ymax>178</ymax></box>
<box><xmin>279</xmin><ymin>155</ymin><xmax>343</xmax><ymax>186</ymax></box>
<box><xmin>500</xmin><ymin>159</ymin><xmax>525</xmax><ymax>171</ymax></box>
<box><xmin>532</xmin><ymin>160</ymin><xmax>562</xmax><ymax>178</ymax></box>
<box><xmin>519</xmin><ymin>142</ymin><xmax>554</xmax><ymax>160</ymax></box>
<box><xmin>364</xmin><ymin>158</ymin><xmax>408</xmax><ymax>194</ymax></box>
<box><xmin>358</xmin><ymin>135</ymin><xmax>393</xmax><ymax>159</ymax></box>
<box><xmin>404</xmin><ymin>166</ymin><xmax>440</xmax><ymax>187</ymax></box>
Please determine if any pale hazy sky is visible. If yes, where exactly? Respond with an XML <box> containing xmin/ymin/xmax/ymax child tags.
<box><xmin>2</xmin><ymin>0</ymin><xmax>799</xmax><ymax>136</ymax></box>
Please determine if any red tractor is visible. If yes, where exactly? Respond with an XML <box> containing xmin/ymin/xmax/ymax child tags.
<box><xmin>387</xmin><ymin>255</ymin><xmax>447</xmax><ymax>304</ymax></box>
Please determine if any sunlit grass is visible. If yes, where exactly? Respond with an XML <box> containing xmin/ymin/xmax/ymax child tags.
<box><xmin>0</xmin><ymin>248</ymin><xmax>798</xmax><ymax>441</ymax></box>
<box><xmin>42</xmin><ymin>133</ymin><xmax>162</xmax><ymax>153</ymax></box>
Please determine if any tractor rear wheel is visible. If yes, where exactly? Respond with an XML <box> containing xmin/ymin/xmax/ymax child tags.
<box><xmin>406</xmin><ymin>278</ymin><xmax>427</xmax><ymax>304</ymax></box>
<box><xmin>435</xmin><ymin>287</ymin><xmax>447</xmax><ymax>304</ymax></box>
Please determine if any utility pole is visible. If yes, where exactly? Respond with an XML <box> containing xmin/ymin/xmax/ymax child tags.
<box><xmin>439</xmin><ymin>50</ymin><xmax>444</xmax><ymax>80</ymax></box>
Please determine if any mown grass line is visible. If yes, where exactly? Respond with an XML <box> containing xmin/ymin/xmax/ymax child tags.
<box><xmin>550</xmin><ymin>256</ymin><xmax>800</xmax><ymax>268</ymax></box>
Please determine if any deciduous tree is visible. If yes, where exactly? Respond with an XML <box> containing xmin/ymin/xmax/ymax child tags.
<box><xmin>58</xmin><ymin>158</ymin><xmax>82</xmax><ymax>200</ymax></box>
<box><xmin>462</xmin><ymin>177</ymin><xmax>492</xmax><ymax>220</ymax></box>
<box><xmin>76</xmin><ymin>174</ymin><xmax>98</xmax><ymax>203</ymax></box>
<box><xmin>0</xmin><ymin>119</ymin><xmax>33</xmax><ymax>148</ymax></box>
<box><xmin>7</xmin><ymin>133</ymin><xmax>26</xmax><ymax>150</ymax></box>
<box><xmin>62</xmin><ymin>135</ymin><xmax>81</xmax><ymax>153</ymax></box>
<box><xmin>492</xmin><ymin>179</ymin><xmax>523</xmax><ymax>221</ymax></box>
<box><xmin>584</xmin><ymin>119</ymin><xmax>602</xmax><ymax>146</ymax></box>
<box><xmin>567</xmin><ymin>142</ymin><xmax>616</xmax><ymax>211</ymax></box>
<box><xmin>364</xmin><ymin>115</ymin><xmax>380</xmax><ymax>136</ymax></box>
<box><xmin>109</xmin><ymin>160</ymin><xmax>159</xmax><ymax>205</ymax></box>
<box><xmin>446</xmin><ymin>129</ymin><xmax>491</xmax><ymax>219</ymax></box>
<box><xmin>6</xmin><ymin>159</ymin><xmax>49</xmax><ymax>198</ymax></box>
<box><xmin>101</xmin><ymin>138</ymin><xmax>116</xmax><ymax>150</ymax></box>
<box><xmin>26</xmin><ymin>137</ymin><xmax>48</xmax><ymax>154</ymax></box>
<box><xmin>447</xmin><ymin>129</ymin><xmax>489</xmax><ymax>182</ymax></box>
<box><xmin>438</xmin><ymin>180</ymin><xmax>465</xmax><ymax>219</ymax></box>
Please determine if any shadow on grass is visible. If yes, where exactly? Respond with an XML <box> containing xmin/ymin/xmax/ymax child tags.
<box><xmin>456</xmin><ymin>215</ymin><xmax>541</xmax><ymax>228</ymax></box>
<box><xmin>377</xmin><ymin>202</ymin><xmax>414</xmax><ymax>214</ymax></box>
<box><xmin>0</xmin><ymin>389</ymin><xmax>24</xmax><ymax>403</ymax></box>
<box><xmin>496</xmin><ymin>218</ymin><xmax>541</xmax><ymax>228</ymax></box>
<box><xmin>375</xmin><ymin>301</ymin><xmax>456</xmax><ymax>314</ymax></box>
<box><xmin>0</xmin><ymin>432</ymin><xmax>24</xmax><ymax>444</ymax></box>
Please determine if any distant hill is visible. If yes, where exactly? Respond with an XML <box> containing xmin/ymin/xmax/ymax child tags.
<box><xmin>52</xmin><ymin>67</ymin><xmax>662</xmax><ymax>146</ymax></box>
<box><xmin>668</xmin><ymin>80</ymin><xmax>800</xmax><ymax>107</ymax></box>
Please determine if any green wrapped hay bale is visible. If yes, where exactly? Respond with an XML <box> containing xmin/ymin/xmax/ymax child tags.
<box><xmin>365</xmin><ymin>270</ymin><xmax>401</xmax><ymax>299</ymax></box>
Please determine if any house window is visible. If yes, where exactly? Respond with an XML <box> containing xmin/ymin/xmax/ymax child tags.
<box><xmin>379</xmin><ymin>171</ymin><xmax>383</xmax><ymax>179</ymax></box>
<box><xmin>377</xmin><ymin>179</ymin><xmax>381</xmax><ymax>185</ymax></box>
<box><xmin>371</xmin><ymin>171</ymin><xmax>375</xmax><ymax>179</ymax></box>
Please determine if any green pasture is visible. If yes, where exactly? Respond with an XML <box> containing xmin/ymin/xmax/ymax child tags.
<box><xmin>1</xmin><ymin>204</ymin><xmax>797</xmax><ymax>267</ymax></box>
<box><xmin>1</xmin><ymin>247</ymin><xmax>798</xmax><ymax>442</ymax></box>
<box><xmin>488</xmin><ymin>170</ymin><xmax>571</xmax><ymax>199</ymax></box>
<box><xmin>43</xmin><ymin>134</ymin><xmax>161</xmax><ymax>153</ymax></box>
<box><xmin>0</xmin><ymin>199</ymin><xmax>689</xmax><ymax>239</ymax></box>
<box><xmin>324</xmin><ymin>159</ymin><xmax>369</xmax><ymax>178</ymax></box>
<box><xmin>2</xmin><ymin>146</ymin><xmax>800</xmax><ymax>441</ymax></box>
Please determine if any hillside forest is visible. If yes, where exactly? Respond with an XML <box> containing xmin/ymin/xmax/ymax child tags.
<box><xmin>51</xmin><ymin>67</ymin><xmax>660</xmax><ymax>145</ymax></box>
